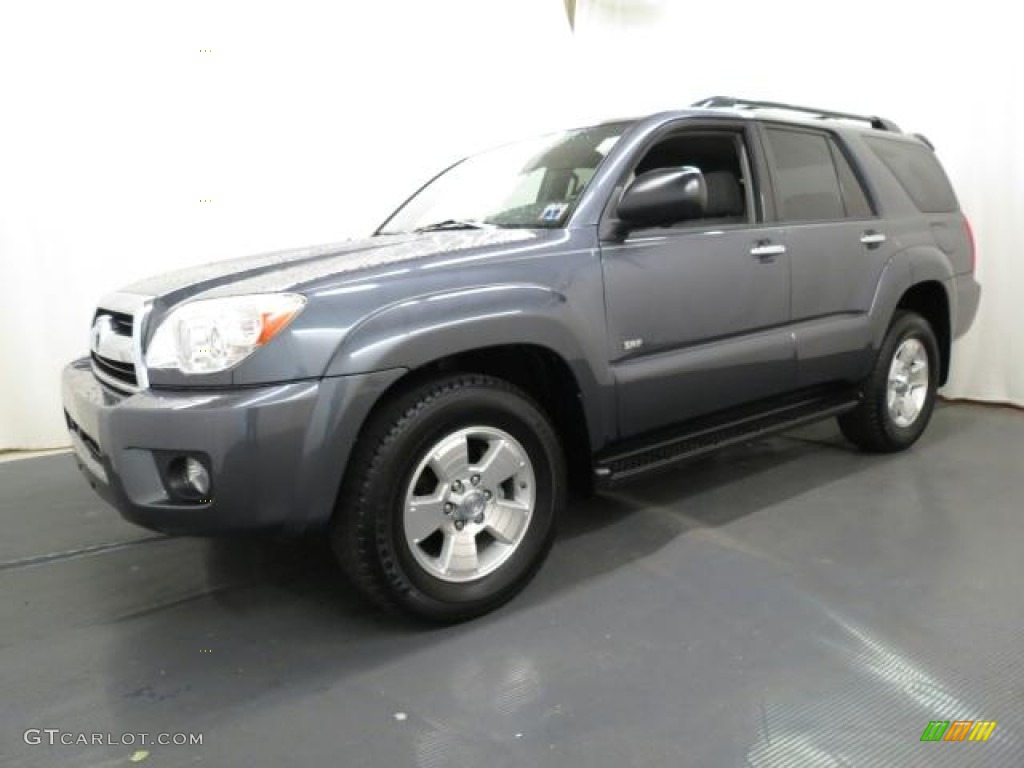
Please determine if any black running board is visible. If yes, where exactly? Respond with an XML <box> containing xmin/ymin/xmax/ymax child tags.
<box><xmin>594</xmin><ymin>392</ymin><xmax>859</xmax><ymax>486</ymax></box>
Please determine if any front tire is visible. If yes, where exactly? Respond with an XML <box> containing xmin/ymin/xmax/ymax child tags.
<box><xmin>331</xmin><ymin>374</ymin><xmax>565</xmax><ymax>622</ymax></box>
<box><xmin>838</xmin><ymin>310</ymin><xmax>940</xmax><ymax>453</ymax></box>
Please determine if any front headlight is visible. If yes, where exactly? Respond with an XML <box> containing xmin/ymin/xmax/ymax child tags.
<box><xmin>145</xmin><ymin>293</ymin><xmax>306</xmax><ymax>374</ymax></box>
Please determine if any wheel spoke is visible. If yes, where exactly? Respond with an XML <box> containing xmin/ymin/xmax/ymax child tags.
<box><xmin>485</xmin><ymin>500</ymin><xmax>529</xmax><ymax>545</ymax></box>
<box><xmin>405</xmin><ymin>492</ymin><xmax>446</xmax><ymax>543</ymax></box>
<box><xmin>475</xmin><ymin>438</ymin><xmax>526</xmax><ymax>489</ymax></box>
<box><xmin>429</xmin><ymin>434</ymin><xmax>470</xmax><ymax>485</ymax></box>
<box><xmin>909</xmin><ymin>362</ymin><xmax>929</xmax><ymax>388</ymax></box>
<box><xmin>438</xmin><ymin>530</ymin><xmax>479</xmax><ymax>575</ymax></box>
<box><xmin>897</xmin><ymin>341</ymin><xmax>915</xmax><ymax>364</ymax></box>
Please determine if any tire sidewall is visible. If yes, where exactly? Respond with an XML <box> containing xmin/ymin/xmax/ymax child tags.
<box><xmin>371</xmin><ymin>385</ymin><xmax>562</xmax><ymax>618</ymax></box>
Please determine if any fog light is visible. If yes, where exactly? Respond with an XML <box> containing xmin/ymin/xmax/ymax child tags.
<box><xmin>184</xmin><ymin>457</ymin><xmax>210</xmax><ymax>495</ymax></box>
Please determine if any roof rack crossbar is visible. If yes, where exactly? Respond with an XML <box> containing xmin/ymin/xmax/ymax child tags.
<box><xmin>693</xmin><ymin>96</ymin><xmax>900</xmax><ymax>133</ymax></box>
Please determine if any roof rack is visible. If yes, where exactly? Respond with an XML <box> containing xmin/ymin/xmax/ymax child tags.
<box><xmin>693</xmin><ymin>96</ymin><xmax>901</xmax><ymax>133</ymax></box>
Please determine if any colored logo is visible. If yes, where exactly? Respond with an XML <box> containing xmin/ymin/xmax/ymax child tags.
<box><xmin>921</xmin><ymin>720</ymin><xmax>997</xmax><ymax>742</ymax></box>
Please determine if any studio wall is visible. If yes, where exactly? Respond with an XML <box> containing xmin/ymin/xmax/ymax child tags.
<box><xmin>1</xmin><ymin>0</ymin><xmax>1020</xmax><ymax>449</ymax></box>
<box><xmin>0</xmin><ymin>0</ymin><xmax>577</xmax><ymax>448</ymax></box>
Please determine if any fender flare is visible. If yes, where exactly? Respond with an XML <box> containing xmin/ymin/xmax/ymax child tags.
<box><xmin>868</xmin><ymin>244</ymin><xmax>954</xmax><ymax>350</ymax></box>
<box><xmin>324</xmin><ymin>283</ymin><xmax>612</xmax><ymax>448</ymax></box>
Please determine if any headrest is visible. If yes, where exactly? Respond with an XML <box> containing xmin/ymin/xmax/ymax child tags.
<box><xmin>703</xmin><ymin>171</ymin><xmax>744</xmax><ymax>218</ymax></box>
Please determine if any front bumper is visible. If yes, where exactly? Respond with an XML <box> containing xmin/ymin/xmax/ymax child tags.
<box><xmin>61</xmin><ymin>358</ymin><xmax>403</xmax><ymax>535</ymax></box>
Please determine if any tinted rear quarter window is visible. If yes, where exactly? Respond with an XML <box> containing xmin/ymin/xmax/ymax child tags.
<box><xmin>864</xmin><ymin>136</ymin><xmax>959</xmax><ymax>213</ymax></box>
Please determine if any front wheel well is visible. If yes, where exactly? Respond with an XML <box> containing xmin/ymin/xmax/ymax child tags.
<box><xmin>369</xmin><ymin>345</ymin><xmax>594</xmax><ymax>497</ymax></box>
<box><xmin>896</xmin><ymin>281</ymin><xmax>951</xmax><ymax>384</ymax></box>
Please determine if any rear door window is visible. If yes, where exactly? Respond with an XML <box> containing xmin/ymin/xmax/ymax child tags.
<box><xmin>764</xmin><ymin>128</ymin><xmax>845</xmax><ymax>222</ymax></box>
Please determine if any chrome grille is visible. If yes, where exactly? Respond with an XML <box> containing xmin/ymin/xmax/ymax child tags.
<box><xmin>103</xmin><ymin>309</ymin><xmax>134</xmax><ymax>337</ymax></box>
<box><xmin>89</xmin><ymin>293</ymin><xmax>152</xmax><ymax>392</ymax></box>
<box><xmin>90</xmin><ymin>350</ymin><xmax>138</xmax><ymax>387</ymax></box>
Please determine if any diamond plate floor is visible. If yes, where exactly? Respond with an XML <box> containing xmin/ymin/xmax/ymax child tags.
<box><xmin>1</xmin><ymin>403</ymin><xmax>1022</xmax><ymax>766</ymax></box>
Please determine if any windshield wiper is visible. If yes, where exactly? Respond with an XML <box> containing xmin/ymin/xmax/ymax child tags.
<box><xmin>414</xmin><ymin>219</ymin><xmax>496</xmax><ymax>233</ymax></box>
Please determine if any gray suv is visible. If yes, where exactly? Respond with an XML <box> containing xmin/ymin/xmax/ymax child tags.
<box><xmin>62</xmin><ymin>97</ymin><xmax>981</xmax><ymax>621</ymax></box>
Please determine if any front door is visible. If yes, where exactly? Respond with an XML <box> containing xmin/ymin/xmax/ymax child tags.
<box><xmin>600</xmin><ymin>127</ymin><xmax>795</xmax><ymax>438</ymax></box>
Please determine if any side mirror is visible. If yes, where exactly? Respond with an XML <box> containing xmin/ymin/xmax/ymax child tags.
<box><xmin>617</xmin><ymin>166</ymin><xmax>707</xmax><ymax>229</ymax></box>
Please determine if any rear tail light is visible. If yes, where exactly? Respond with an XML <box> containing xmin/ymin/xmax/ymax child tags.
<box><xmin>963</xmin><ymin>215</ymin><xmax>977</xmax><ymax>272</ymax></box>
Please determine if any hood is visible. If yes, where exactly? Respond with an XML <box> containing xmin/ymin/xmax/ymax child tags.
<box><xmin>122</xmin><ymin>229</ymin><xmax>540</xmax><ymax>305</ymax></box>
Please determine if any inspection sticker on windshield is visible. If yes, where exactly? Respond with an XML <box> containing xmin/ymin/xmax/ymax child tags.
<box><xmin>539</xmin><ymin>203</ymin><xmax>568</xmax><ymax>222</ymax></box>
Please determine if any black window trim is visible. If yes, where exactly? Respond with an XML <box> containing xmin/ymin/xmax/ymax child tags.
<box><xmin>757</xmin><ymin>121</ymin><xmax>880</xmax><ymax>226</ymax></box>
<box><xmin>827</xmin><ymin>133</ymin><xmax>878</xmax><ymax>219</ymax></box>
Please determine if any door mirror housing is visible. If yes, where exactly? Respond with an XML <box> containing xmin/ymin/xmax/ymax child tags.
<box><xmin>617</xmin><ymin>166</ymin><xmax>707</xmax><ymax>230</ymax></box>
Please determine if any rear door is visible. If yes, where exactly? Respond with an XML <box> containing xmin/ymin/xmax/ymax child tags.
<box><xmin>760</xmin><ymin>125</ymin><xmax>893</xmax><ymax>386</ymax></box>
<box><xmin>601</xmin><ymin>124</ymin><xmax>795</xmax><ymax>438</ymax></box>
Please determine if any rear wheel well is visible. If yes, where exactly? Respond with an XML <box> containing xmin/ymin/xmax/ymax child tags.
<box><xmin>897</xmin><ymin>281</ymin><xmax>951</xmax><ymax>384</ymax></box>
<box><xmin>372</xmin><ymin>345</ymin><xmax>594</xmax><ymax>497</ymax></box>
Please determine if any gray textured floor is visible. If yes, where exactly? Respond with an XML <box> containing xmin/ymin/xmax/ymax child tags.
<box><xmin>1</xmin><ymin>403</ymin><xmax>1022</xmax><ymax>767</ymax></box>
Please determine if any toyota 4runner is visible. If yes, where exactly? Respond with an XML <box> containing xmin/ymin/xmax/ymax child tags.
<box><xmin>62</xmin><ymin>96</ymin><xmax>981</xmax><ymax>621</ymax></box>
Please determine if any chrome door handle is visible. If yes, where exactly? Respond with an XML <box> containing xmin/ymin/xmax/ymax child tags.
<box><xmin>750</xmin><ymin>243</ymin><xmax>787</xmax><ymax>259</ymax></box>
<box><xmin>860</xmin><ymin>231</ymin><xmax>887</xmax><ymax>246</ymax></box>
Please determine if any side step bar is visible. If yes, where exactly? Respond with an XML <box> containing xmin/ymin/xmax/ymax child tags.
<box><xmin>594</xmin><ymin>392</ymin><xmax>859</xmax><ymax>486</ymax></box>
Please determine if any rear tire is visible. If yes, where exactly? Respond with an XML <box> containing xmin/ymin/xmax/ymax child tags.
<box><xmin>838</xmin><ymin>310</ymin><xmax>940</xmax><ymax>453</ymax></box>
<box><xmin>331</xmin><ymin>373</ymin><xmax>565</xmax><ymax>623</ymax></box>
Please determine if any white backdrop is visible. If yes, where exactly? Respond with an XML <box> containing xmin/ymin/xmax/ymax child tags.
<box><xmin>1</xmin><ymin>0</ymin><xmax>1020</xmax><ymax>449</ymax></box>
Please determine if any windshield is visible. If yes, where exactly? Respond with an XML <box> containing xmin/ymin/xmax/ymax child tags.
<box><xmin>378</xmin><ymin>122</ymin><xmax>632</xmax><ymax>234</ymax></box>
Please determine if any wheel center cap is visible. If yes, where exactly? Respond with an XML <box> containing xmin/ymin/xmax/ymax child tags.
<box><xmin>455</xmin><ymin>490</ymin><xmax>488</xmax><ymax>523</ymax></box>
